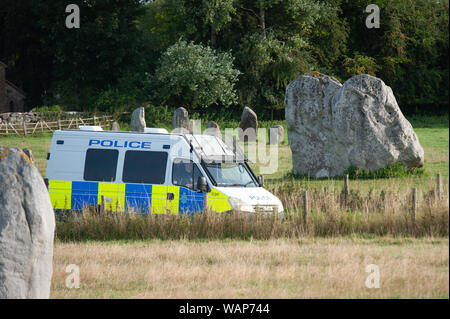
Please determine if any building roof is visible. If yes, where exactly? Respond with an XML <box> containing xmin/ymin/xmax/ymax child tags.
<box><xmin>5</xmin><ymin>80</ymin><xmax>26</xmax><ymax>98</ymax></box>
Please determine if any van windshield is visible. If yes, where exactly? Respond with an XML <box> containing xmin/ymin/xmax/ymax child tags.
<box><xmin>204</xmin><ymin>162</ymin><xmax>258</xmax><ymax>187</ymax></box>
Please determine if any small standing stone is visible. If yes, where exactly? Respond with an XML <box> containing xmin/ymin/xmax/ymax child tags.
<box><xmin>130</xmin><ymin>107</ymin><xmax>146</xmax><ymax>132</ymax></box>
<box><xmin>238</xmin><ymin>107</ymin><xmax>258</xmax><ymax>142</ymax></box>
<box><xmin>205</xmin><ymin>121</ymin><xmax>221</xmax><ymax>137</ymax></box>
<box><xmin>269</xmin><ymin>125</ymin><xmax>284</xmax><ymax>144</ymax></box>
<box><xmin>110</xmin><ymin>121</ymin><xmax>120</xmax><ymax>132</ymax></box>
<box><xmin>188</xmin><ymin>119</ymin><xmax>201</xmax><ymax>134</ymax></box>
<box><xmin>172</xmin><ymin>107</ymin><xmax>190</xmax><ymax>133</ymax></box>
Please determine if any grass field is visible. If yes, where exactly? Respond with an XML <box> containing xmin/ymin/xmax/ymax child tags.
<box><xmin>51</xmin><ymin>237</ymin><xmax>449</xmax><ymax>298</ymax></box>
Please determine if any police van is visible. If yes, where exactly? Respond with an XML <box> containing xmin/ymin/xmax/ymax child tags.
<box><xmin>45</xmin><ymin>126</ymin><xmax>284</xmax><ymax>216</ymax></box>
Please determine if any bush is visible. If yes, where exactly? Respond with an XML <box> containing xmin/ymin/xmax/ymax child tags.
<box><xmin>95</xmin><ymin>88</ymin><xmax>139</xmax><ymax>119</ymax></box>
<box><xmin>33</xmin><ymin>105</ymin><xmax>64</xmax><ymax>114</ymax></box>
<box><xmin>150</xmin><ymin>40</ymin><xmax>240</xmax><ymax>109</ymax></box>
<box><xmin>344</xmin><ymin>162</ymin><xmax>425</xmax><ymax>180</ymax></box>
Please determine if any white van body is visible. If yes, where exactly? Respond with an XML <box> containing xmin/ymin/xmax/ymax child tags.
<box><xmin>45</xmin><ymin>127</ymin><xmax>284</xmax><ymax>216</ymax></box>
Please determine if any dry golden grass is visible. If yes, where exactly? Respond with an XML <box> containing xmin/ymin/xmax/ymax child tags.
<box><xmin>55</xmin><ymin>188</ymin><xmax>449</xmax><ymax>241</ymax></box>
<box><xmin>51</xmin><ymin>238</ymin><xmax>449</xmax><ymax>299</ymax></box>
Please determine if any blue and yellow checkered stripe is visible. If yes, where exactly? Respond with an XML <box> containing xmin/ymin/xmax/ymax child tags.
<box><xmin>48</xmin><ymin>180</ymin><xmax>232</xmax><ymax>214</ymax></box>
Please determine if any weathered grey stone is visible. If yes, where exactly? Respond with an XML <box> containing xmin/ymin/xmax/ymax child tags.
<box><xmin>285</xmin><ymin>73</ymin><xmax>424</xmax><ymax>178</ymax></box>
<box><xmin>238</xmin><ymin>107</ymin><xmax>258</xmax><ymax>142</ymax></box>
<box><xmin>22</xmin><ymin>149</ymin><xmax>34</xmax><ymax>164</ymax></box>
<box><xmin>0</xmin><ymin>146</ymin><xmax>55</xmax><ymax>299</ymax></box>
<box><xmin>172</xmin><ymin>107</ymin><xmax>189</xmax><ymax>133</ymax></box>
<box><xmin>205</xmin><ymin>121</ymin><xmax>221</xmax><ymax>137</ymax></box>
<box><xmin>110</xmin><ymin>121</ymin><xmax>120</xmax><ymax>132</ymax></box>
<box><xmin>188</xmin><ymin>119</ymin><xmax>201</xmax><ymax>134</ymax></box>
<box><xmin>269</xmin><ymin>125</ymin><xmax>284</xmax><ymax>144</ymax></box>
<box><xmin>130</xmin><ymin>107</ymin><xmax>146</xmax><ymax>132</ymax></box>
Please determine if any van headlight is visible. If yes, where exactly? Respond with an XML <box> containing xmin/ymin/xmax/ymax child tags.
<box><xmin>228</xmin><ymin>196</ymin><xmax>253</xmax><ymax>213</ymax></box>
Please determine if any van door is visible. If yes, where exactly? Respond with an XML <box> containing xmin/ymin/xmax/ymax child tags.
<box><xmin>122</xmin><ymin>149</ymin><xmax>169</xmax><ymax>214</ymax></box>
<box><xmin>170</xmin><ymin>159</ymin><xmax>206</xmax><ymax>215</ymax></box>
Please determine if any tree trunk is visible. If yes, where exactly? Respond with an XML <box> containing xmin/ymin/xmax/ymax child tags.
<box><xmin>260</xmin><ymin>6</ymin><xmax>266</xmax><ymax>39</ymax></box>
<box><xmin>211</xmin><ymin>16</ymin><xmax>217</xmax><ymax>47</ymax></box>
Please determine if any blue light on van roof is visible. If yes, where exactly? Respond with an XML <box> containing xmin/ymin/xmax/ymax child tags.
<box><xmin>163</xmin><ymin>145</ymin><xmax>170</xmax><ymax>149</ymax></box>
<box><xmin>56</xmin><ymin>140</ymin><xmax>64</xmax><ymax>145</ymax></box>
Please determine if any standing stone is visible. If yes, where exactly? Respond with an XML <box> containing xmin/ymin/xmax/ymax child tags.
<box><xmin>0</xmin><ymin>146</ymin><xmax>55</xmax><ymax>299</ymax></box>
<box><xmin>269</xmin><ymin>125</ymin><xmax>284</xmax><ymax>144</ymax></box>
<box><xmin>238</xmin><ymin>107</ymin><xmax>258</xmax><ymax>142</ymax></box>
<box><xmin>285</xmin><ymin>72</ymin><xmax>425</xmax><ymax>178</ymax></box>
<box><xmin>130</xmin><ymin>107</ymin><xmax>146</xmax><ymax>132</ymax></box>
<box><xmin>172</xmin><ymin>107</ymin><xmax>190</xmax><ymax>133</ymax></box>
<box><xmin>188</xmin><ymin>119</ymin><xmax>201</xmax><ymax>134</ymax></box>
<box><xmin>22</xmin><ymin>149</ymin><xmax>34</xmax><ymax>164</ymax></box>
<box><xmin>205</xmin><ymin>121</ymin><xmax>221</xmax><ymax>137</ymax></box>
<box><xmin>110</xmin><ymin>121</ymin><xmax>120</xmax><ymax>132</ymax></box>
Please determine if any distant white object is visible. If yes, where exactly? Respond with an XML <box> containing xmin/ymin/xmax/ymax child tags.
<box><xmin>144</xmin><ymin>127</ymin><xmax>168</xmax><ymax>134</ymax></box>
<box><xmin>78</xmin><ymin>125</ymin><xmax>103</xmax><ymax>131</ymax></box>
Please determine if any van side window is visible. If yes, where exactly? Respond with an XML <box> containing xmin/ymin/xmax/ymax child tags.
<box><xmin>122</xmin><ymin>150</ymin><xmax>168</xmax><ymax>184</ymax></box>
<box><xmin>84</xmin><ymin>149</ymin><xmax>119</xmax><ymax>182</ymax></box>
<box><xmin>172</xmin><ymin>159</ymin><xmax>203</xmax><ymax>190</ymax></box>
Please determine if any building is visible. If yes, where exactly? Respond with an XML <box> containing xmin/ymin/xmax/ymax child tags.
<box><xmin>0</xmin><ymin>61</ymin><xmax>26</xmax><ymax>113</ymax></box>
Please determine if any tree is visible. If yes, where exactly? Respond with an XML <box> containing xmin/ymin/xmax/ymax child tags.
<box><xmin>0</xmin><ymin>0</ymin><xmax>146</xmax><ymax>109</ymax></box>
<box><xmin>151</xmin><ymin>40</ymin><xmax>240</xmax><ymax>109</ymax></box>
<box><xmin>340</xmin><ymin>0</ymin><xmax>449</xmax><ymax>113</ymax></box>
<box><xmin>229</xmin><ymin>0</ymin><xmax>328</xmax><ymax>116</ymax></box>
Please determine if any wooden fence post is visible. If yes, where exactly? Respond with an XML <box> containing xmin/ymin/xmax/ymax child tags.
<box><xmin>303</xmin><ymin>190</ymin><xmax>308</xmax><ymax>224</ymax></box>
<box><xmin>58</xmin><ymin>119</ymin><xmax>62</xmax><ymax>130</ymax></box>
<box><xmin>412</xmin><ymin>188</ymin><xmax>417</xmax><ymax>222</ymax></box>
<box><xmin>22</xmin><ymin>119</ymin><xmax>27</xmax><ymax>136</ymax></box>
<box><xmin>344</xmin><ymin>174</ymin><xmax>349</xmax><ymax>204</ymax></box>
<box><xmin>100</xmin><ymin>195</ymin><xmax>106</xmax><ymax>214</ymax></box>
<box><xmin>436</xmin><ymin>173</ymin><xmax>442</xmax><ymax>200</ymax></box>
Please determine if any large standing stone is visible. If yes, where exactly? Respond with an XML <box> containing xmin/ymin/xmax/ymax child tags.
<box><xmin>238</xmin><ymin>107</ymin><xmax>258</xmax><ymax>142</ymax></box>
<box><xmin>172</xmin><ymin>107</ymin><xmax>189</xmax><ymax>133</ymax></box>
<box><xmin>285</xmin><ymin>73</ymin><xmax>424</xmax><ymax>178</ymax></box>
<box><xmin>205</xmin><ymin>121</ymin><xmax>221</xmax><ymax>137</ymax></box>
<box><xmin>0</xmin><ymin>147</ymin><xmax>55</xmax><ymax>298</ymax></box>
<box><xmin>131</xmin><ymin>107</ymin><xmax>146</xmax><ymax>132</ymax></box>
<box><xmin>269</xmin><ymin>125</ymin><xmax>284</xmax><ymax>144</ymax></box>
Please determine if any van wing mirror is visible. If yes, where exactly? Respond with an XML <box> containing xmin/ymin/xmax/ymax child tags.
<box><xmin>258</xmin><ymin>175</ymin><xmax>264</xmax><ymax>187</ymax></box>
<box><xmin>197</xmin><ymin>176</ymin><xmax>209</xmax><ymax>193</ymax></box>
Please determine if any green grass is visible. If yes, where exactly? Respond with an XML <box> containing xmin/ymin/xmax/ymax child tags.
<box><xmin>0</xmin><ymin>133</ymin><xmax>52</xmax><ymax>175</ymax></box>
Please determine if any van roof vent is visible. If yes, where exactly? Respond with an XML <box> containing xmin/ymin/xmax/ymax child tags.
<box><xmin>144</xmin><ymin>128</ymin><xmax>169</xmax><ymax>134</ymax></box>
<box><xmin>79</xmin><ymin>125</ymin><xmax>103</xmax><ymax>131</ymax></box>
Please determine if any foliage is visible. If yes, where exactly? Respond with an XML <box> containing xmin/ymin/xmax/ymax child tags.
<box><xmin>0</xmin><ymin>0</ymin><xmax>448</xmax><ymax>117</ymax></box>
<box><xmin>94</xmin><ymin>88</ymin><xmax>139</xmax><ymax>119</ymax></box>
<box><xmin>344</xmin><ymin>162</ymin><xmax>425</xmax><ymax>180</ymax></box>
<box><xmin>342</xmin><ymin>53</ymin><xmax>380</xmax><ymax>78</ymax></box>
<box><xmin>33</xmin><ymin>105</ymin><xmax>64</xmax><ymax>114</ymax></box>
<box><xmin>235</xmin><ymin>32</ymin><xmax>314</xmax><ymax>115</ymax></box>
<box><xmin>150</xmin><ymin>40</ymin><xmax>240</xmax><ymax>109</ymax></box>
